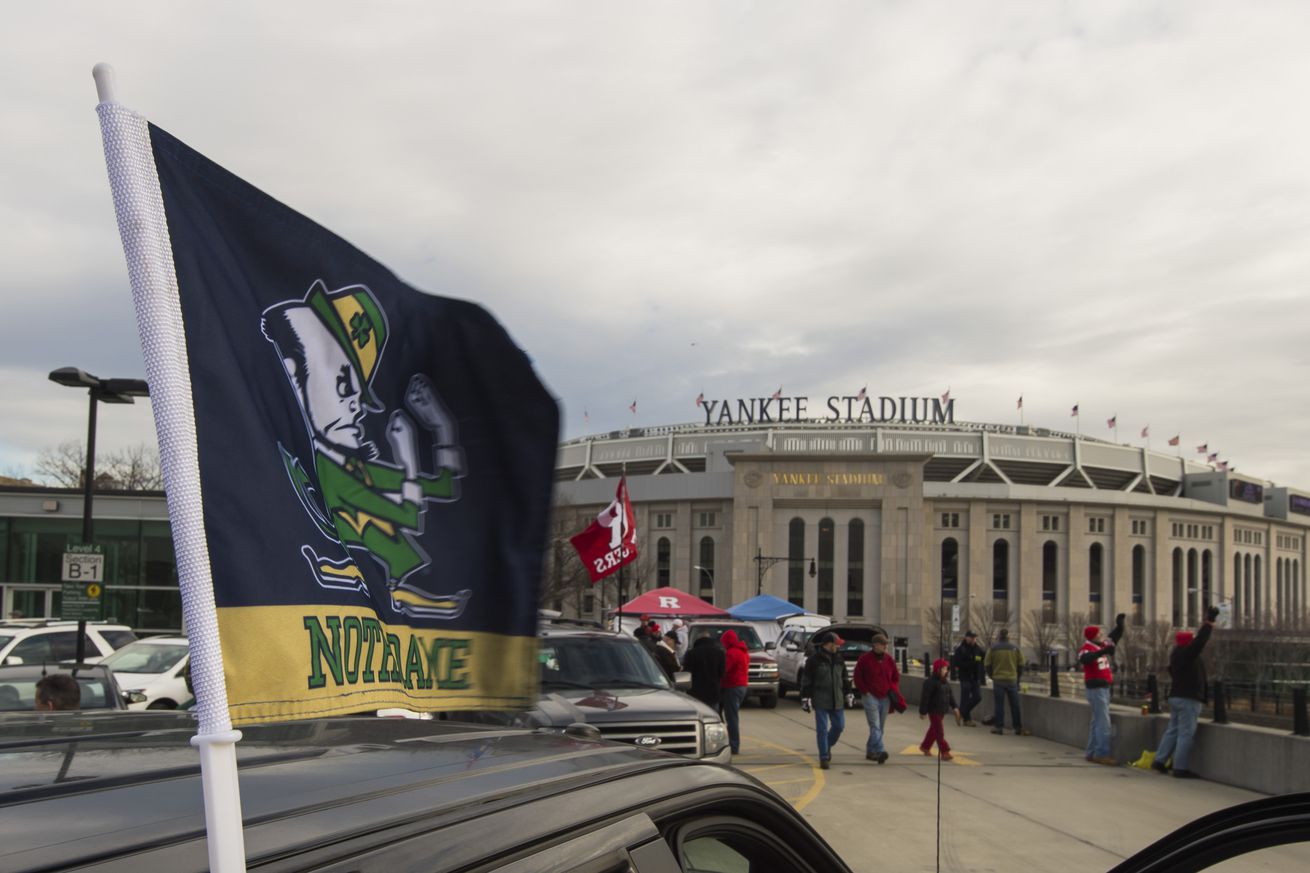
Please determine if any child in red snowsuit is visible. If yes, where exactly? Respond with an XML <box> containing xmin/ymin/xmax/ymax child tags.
<box><xmin>919</xmin><ymin>658</ymin><xmax>961</xmax><ymax>760</ymax></box>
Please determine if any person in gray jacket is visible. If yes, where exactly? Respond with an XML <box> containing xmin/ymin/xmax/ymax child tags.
<box><xmin>800</xmin><ymin>631</ymin><xmax>855</xmax><ymax>769</ymax></box>
<box><xmin>983</xmin><ymin>628</ymin><xmax>1028</xmax><ymax>735</ymax></box>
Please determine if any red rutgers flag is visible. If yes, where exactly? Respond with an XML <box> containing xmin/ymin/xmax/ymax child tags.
<box><xmin>571</xmin><ymin>476</ymin><xmax>638</xmax><ymax>583</ymax></box>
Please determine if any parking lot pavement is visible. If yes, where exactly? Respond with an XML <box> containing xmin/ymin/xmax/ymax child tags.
<box><xmin>735</xmin><ymin>699</ymin><xmax>1308</xmax><ymax>872</ymax></box>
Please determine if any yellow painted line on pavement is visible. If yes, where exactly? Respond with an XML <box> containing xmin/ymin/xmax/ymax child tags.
<box><xmin>897</xmin><ymin>744</ymin><xmax>980</xmax><ymax>765</ymax></box>
<box><xmin>744</xmin><ymin>735</ymin><xmax>824</xmax><ymax>812</ymax></box>
<box><xmin>765</xmin><ymin>777</ymin><xmax>816</xmax><ymax>786</ymax></box>
<box><xmin>739</xmin><ymin>763</ymin><xmax>798</xmax><ymax>774</ymax></box>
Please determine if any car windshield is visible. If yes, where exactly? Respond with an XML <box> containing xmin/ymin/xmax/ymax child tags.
<box><xmin>102</xmin><ymin>642</ymin><xmax>188</xmax><ymax>675</ymax></box>
<box><xmin>0</xmin><ymin>671</ymin><xmax>117</xmax><ymax>711</ymax></box>
<box><xmin>0</xmin><ymin>634</ymin><xmax>12</xmax><ymax>650</ymax></box>
<box><xmin>690</xmin><ymin>625</ymin><xmax>766</xmax><ymax>652</ymax></box>
<box><xmin>539</xmin><ymin>636</ymin><xmax>671</xmax><ymax>690</ymax></box>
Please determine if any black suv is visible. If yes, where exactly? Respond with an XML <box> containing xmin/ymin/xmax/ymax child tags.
<box><xmin>0</xmin><ymin>710</ymin><xmax>843</xmax><ymax>872</ymax></box>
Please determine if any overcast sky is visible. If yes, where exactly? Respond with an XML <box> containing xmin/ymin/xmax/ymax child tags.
<box><xmin>3</xmin><ymin>1</ymin><xmax>1309</xmax><ymax>488</ymax></box>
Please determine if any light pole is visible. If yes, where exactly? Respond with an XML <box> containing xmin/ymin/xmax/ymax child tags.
<box><xmin>49</xmin><ymin>367</ymin><xmax>149</xmax><ymax>661</ymax></box>
<box><xmin>693</xmin><ymin>565</ymin><xmax>714</xmax><ymax>604</ymax></box>
<box><xmin>753</xmin><ymin>548</ymin><xmax>816</xmax><ymax>598</ymax></box>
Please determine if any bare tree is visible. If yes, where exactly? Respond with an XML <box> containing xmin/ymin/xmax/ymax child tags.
<box><xmin>968</xmin><ymin>601</ymin><xmax>1011</xmax><ymax>649</ymax></box>
<box><xmin>1021</xmin><ymin>608</ymin><xmax>1060</xmax><ymax>665</ymax></box>
<box><xmin>34</xmin><ymin>441</ymin><xmax>162</xmax><ymax>490</ymax></box>
<box><xmin>1058</xmin><ymin>610</ymin><xmax>1091</xmax><ymax>667</ymax></box>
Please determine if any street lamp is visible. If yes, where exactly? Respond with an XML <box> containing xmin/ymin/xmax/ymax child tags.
<box><xmin>49</xmin><ymin>367</ymin><xmax>149</xmax><ymax>661</ymax></box>
<box><xmin>753</xmin><ymin>548</ymin><xmax>816</xmax><ymax>598</ymax></box>
<box><xmin>693</xmin><ymin>564</ymin><xmax>714</xmax><ymax>604</ymax></box>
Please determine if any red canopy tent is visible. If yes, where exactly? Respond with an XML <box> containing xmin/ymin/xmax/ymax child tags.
<box><xmin>613</xmin><ymin>587</ymin><xmax>727</xmax><ymax>617</ymax></box>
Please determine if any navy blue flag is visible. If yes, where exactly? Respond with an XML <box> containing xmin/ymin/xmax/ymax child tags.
<box><xmin>147</xmin><ymin>125</ymin><xmax>558</xmax><ymax>723</ymax></box>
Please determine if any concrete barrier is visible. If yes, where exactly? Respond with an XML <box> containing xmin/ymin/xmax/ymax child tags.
<box><xmin>901</xmin><ymin>675</ymin><xmax>1309</xmax><ymax>795</ymax></box>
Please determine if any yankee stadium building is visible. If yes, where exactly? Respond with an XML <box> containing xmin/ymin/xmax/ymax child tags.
<box><xmin>554</xmin><ymin>394</ymin><xmax>1310</xmax><ymax>652</ymax></box>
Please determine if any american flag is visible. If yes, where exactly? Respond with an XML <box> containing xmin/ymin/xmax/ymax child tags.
<box><xmin>1107</xmin><ymin>415</ymin><xmax>1117</xmax><ymax>429</ymax></box>
<box><xmin>629</xmin><ymin>400</ymin><xmax>637</xmax><ymax>414</ymax></box>
<box><xmin>1017</xmin><ymin>395</ymin><xmax>1023</xmax><ymax>410</ymax></box>
<box><xmin>856</xmin><ymin>386</ymin><xmax>867</xmax><ymax>402</ymax></box>
<box><xmin>695</xmin><ymin>392</ymin><xmax>704</xmax><ymax>408</ymax></box>
<box><xmin>941</xmin><ymin>387</ymin><xmax>951</xmax><ymax>405</ymax></box>
<box><xmin>1168</xmin><ymin>435</ymin><xmax>1180</xmax><ymax>446</ymax></box>
<box><xmin>1141</xmin><ymin>425</ymin><xmax>1149</xmax><ymax>439</ymax></box>
<box><xmin>1216</xmin><ymin>461</ymin><xmax>1230</xmax><ymax>471</ymax></box>
<box><xmin>1071</xmin><ymin>404</ymin><xmax>1079</xmax><ymax>417</ymax></box>
<box><xmin>584</xmin><ymin>409</ymin><xmax>590</xmax><ymax>425</ymax></box>
<box><xmin>1196</xmin><ymin>443</ymin><xmax>1208</xmax><ymax>454</ymax></box>
<box><xmin>770</xmin><ymin>387</ymin><xmax>782</xmax><ymax>400</ymax></box>
<box><xmin>1207</xmin><ymin>452</ymin><xmax>1219</xmax><ymax>463</ymax></box>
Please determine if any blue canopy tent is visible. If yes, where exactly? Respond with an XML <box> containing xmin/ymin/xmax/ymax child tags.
<box><xmin>726</xmin><ymin>595</ymin><xmax>819</xmax><ymax>647</ymax></box>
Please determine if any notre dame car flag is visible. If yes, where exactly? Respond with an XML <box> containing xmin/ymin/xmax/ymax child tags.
<box><xmin>97</xmin><ymin>101</ymin><xmax>559</xmax><ymax>726</ymax></box>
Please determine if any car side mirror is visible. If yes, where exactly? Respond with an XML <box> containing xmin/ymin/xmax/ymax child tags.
<box><xmin>674</xmin><ymin>671</ymin><xmax>691</xmax><ymax>691</ymax></box>
<box><xmin>3</xmin><ymin>656</ymin><xmax>22</xmax><ymax>665</ymax></box>
<box><xmin>764</xmin><ymin>642</ymin><xmax>776</xmax><ymax>652</ymax></box>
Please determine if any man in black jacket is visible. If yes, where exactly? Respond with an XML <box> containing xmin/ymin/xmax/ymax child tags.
<box><xmin>950</xmin><ymin>630</ymin><xmax>986</xmax><ymax>726</ymax></box>
<box><xmin>800</xmin><ymin>631</ymin><xmax>855</xmax><ymax>769</ymax></box>
<box><xmin>681</xmin><ymin>634</ymin><xmax>725</xmax><ymax>710</ymax></box>
<box><xmin>1151</xmin><ymin>605</ymin><xmax>1219</xmax><ymax>779</ymax></box>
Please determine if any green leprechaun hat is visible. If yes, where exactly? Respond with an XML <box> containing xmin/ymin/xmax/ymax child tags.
<box><xmin>302</xmin><ymin>280</ymin><xmax>389</xmax><ymax>411</ymax></box>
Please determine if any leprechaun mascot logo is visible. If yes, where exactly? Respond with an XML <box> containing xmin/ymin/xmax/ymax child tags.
<box><xmin>262</xmin><ymin>280</ymin><xmax>471</xmax><ymax>619</ymax></box>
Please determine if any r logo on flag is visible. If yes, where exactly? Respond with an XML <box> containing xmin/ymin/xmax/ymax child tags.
<box><xmin>263</xmin><ymin>280</ymin><xmax>471</xmax><ymax>619</ymax></box>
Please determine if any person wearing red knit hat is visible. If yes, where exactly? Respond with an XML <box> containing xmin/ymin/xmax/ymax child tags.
<box><xmin>1079</xmin><ymin>613</ymin><xmax>1126</xmax><ymax>765</ymax></box>
<box><xmin>918</xmin><ymin>658</ymin><xmax>961</xmax><ymax>760</ymax></box>
<box><xmin>1151</xmin><ymin>605</ymin><xmax>1220</xmax><ymax>779</ymax></box>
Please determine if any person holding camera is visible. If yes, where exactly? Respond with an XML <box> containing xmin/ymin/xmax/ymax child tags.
<box><xmin>801</xmin><ymin>631</ymin><xmax>855</xmax><ymax>770</ymax></box>
<box><xmin>1151</xmin><ymin>605</ymin><xmax>1219</xmax><ymax>779</ymax></box>
<box><xmin>1079</xmin><ymin>612</ymin><xmax>1126</xmax><ymax>765</ymax></box>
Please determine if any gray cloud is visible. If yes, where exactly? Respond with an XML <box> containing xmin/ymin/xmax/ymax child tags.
<box><xmin>2</xmin><ymin>1</ymin><xmax>1309</xmax><ymax>487</ymax></box>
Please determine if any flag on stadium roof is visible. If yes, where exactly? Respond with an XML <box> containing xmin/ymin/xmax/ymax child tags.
<box><xmin>770</xmin><ymin>386</ymin><xmax>782</xmax><ymax>400</ymax></box>
<box><xmin>857</xmin><ymin>386</ymin><xmax>867</xmax><ymax>402</ymax></box>
<box><xmin>695</xmin><ymin>392</ymin><xmax>704</xmax><ymax>407</ymax></box>
<box><xmin>629</xmin><ymin>399</ymin><xmax>638</xmax><ymax>414</ymax></box>
<box><xmin>1197</xmin><ymin>443</ymin><xmax>1208</xmax><ymax>453</ymax></box>
<box><xmin>1208</xmin><ymin>452</ymin><xmax>1219</xmax><ymax>462</ymax></box>
<box><xmin>1141</xmin><ymin>425</ymin><xmax>1149</xmax><ymax>438</ymax></box>
<box><xmin>941</xmin><ymin>387</ymin><xmax>951</xmax><ymax>405</ymax></box>
<box><xmin>1071</xmin><ymin>404</ymin><xmax>1079</xmax><ymax>416</ymax></box>
<box><xmin>1168</xmin><ymin>435</ymin><xmax>1180</xmax><ymax>446</ymax></box>
<box><xmin>1107</xmin><ymin>415</ymin><xmax>1117</xmax><ymax>429</ymax></box>
<box><xmin>1017</xmin><ymin>395</ymin><xmax>1023</xmax><ymax>409</ymax></box>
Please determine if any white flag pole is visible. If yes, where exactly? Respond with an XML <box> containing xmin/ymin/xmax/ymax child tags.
<box><xmin>92</xmin><ymin>63</ymin><xmax>247</xmax><ymax>873</ymax></box>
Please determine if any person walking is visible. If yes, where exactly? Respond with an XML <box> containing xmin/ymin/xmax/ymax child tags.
<box><xmin>1152</xmin><ymin>605</ymin><xmax>1219</xmax><ymax>779</ymax></box>
<box><xmin>919</xmin><ymin>658</ymin><xmax>961</xmax><ymax>760</ymax></box>
<box><xmin>719</xmin><ymin>630</ymin><xmax>750</xmax><ymax>756</ymax></box>
<box><xmin>983</xmin><ymin>628</ymin><xmax>1027</xmax><ymax>735</ymax></box>
<box><xmin>800</xmin><ymin>630</ymin><xmax>855</xmax><ymax>770</ymax></box>
<box><xmin>951</xmin><ymin>630</ymin><xmax>987</xmax><ymax>727</ymax></box>
<box><xmin>681</xmin><ymin>632</ymin><xmax>725</xmax><ymax>710</ymax></box>
<box><xmin>854</xmin><ymin>632</ymin><xmax>900</xmax><ymax>763</ymax></box>
<box><xmin>1079</xmin><ymin>613</ymin><xmax>1126</xmax><ymax>765</ymax></box>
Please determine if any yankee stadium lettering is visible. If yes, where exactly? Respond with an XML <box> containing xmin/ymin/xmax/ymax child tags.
<box><xmin>304</xmin><ymin>615</ymin><xmax>471</xmax><ymax>691</ymax></box>
<box><xmin>701</xmin><ymin>394</ymin><xmax>955</xmax><ymax>426</ymax></box>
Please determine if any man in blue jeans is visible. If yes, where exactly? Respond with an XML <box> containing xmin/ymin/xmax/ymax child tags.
<box><xmin>1152</xmin><ymin>606</ymin><xmax>1218</xmax><ymax>779</ymax></box>
<box><xmin>801</xmin><ymin>631</ymin><xmax>855</xmax><ymax>769</ymax></box>
<box><xmin>1079</xmin><ymin>614</ymin><xmax>1125</xmax><ymax>765</ymax></box>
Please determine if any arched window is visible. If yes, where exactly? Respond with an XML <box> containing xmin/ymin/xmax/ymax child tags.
<box><xmin>657</xmin><ymin>537</ymin><xmax>671</xmax><ymax>587</ymax></box>
<box><xmin>1088</xmin><ymin>543</ymin><xmax>1104</xmax><ymax>624</ymax></box>
<box><xmin>1042</xmin><ymin>541</ymin><xmax>1058</xmax><ymax>623</ymax></box>
<box><xmin>698</xmin><ymin>536</ymin><xmax>715</xmax><ymax>604</ymax></box>
<box><xmin>941</xmin><ymin>538</ymin><xmax>959</xmax><ymax>603</ymax></box>
<box><xmin>1277</xmin><ymin>558</ymin><xmax>1285</xmax><ymax>624</ymax></box>
<box><xmin>1244</xmin><ymin>553</ymin><xmax>1253</xmax><ymax>625</ymax></box>
<box><xmin>1254</xmin><ymin>554</ymin><xmax>1263</xmax><ymax>627</ymax></box>
<box><xmin>1233</xmin><ymin>553</ymin><xmax>1243</xmax><ymax>624</ymax></box>
<box><xmin>817</xmin><ymin>517</ymin><xmax>835</xmax><ymax>615</ymax></box>
<box><xmin>1186</xmin><ymin>548</ymin><xmax>1199</xmax><ymax>627</ymax></box>
<box><xmin>787</xmin><ymin>518</ymin><xmax>805</xmax><ymax>605</ymax></box>
<box><xmin>848</xmin><ymin>519</ymin><xmax>866</xmax><ymax>617</ymax></box>
<box><xmin>992</xmin><ymin>540</ymin><xmax>1009</xmax><ymax>621</ymax></box>
<box><xmin>1295</xmin><ymin>559</ymin><xmax>1302</xmax><ymax>629</ymax></box>
<box><xmin>1201</xmin><ymin>550</ymin><xmax>1213</xmax><ymax>622</ymax></box>
<box><xmin>1172</xmin><ymin>548</ymin><xmax>1184</xmax><ymax>627</ymax></box>
<box><xmin>1132</xmin><ymin>544</ymin><xmax>1146</xmax><ymax>625</ymax></box>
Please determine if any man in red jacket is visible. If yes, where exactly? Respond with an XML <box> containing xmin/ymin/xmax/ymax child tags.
<box><xmin>854</xmin><ymin>633</ymin><xmax>901</xmax><ymax>763</ymax></box>
<box><xmin>719</xmin><ymin>630</ymin><xmax>750</xmax><ymax>756</ymax></box>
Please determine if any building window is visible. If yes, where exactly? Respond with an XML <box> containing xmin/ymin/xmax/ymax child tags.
<box><xmin>654</xmin><ymin>512</ymin><xmax>673</xmax><ymax>529</ymax></box>
<box><xmin>1172</xmin><ymin>548</ymin><xmax>1184</xmax><ymax>627</ymax></box>
<box><xmin>941</xmin><ymin>537</ymin><xmax>959</xmax><ymax>603</ymax></box>
<box><xmin>817</xmin><ymin>517</ymin><xmax>835</xmax><ymax>615</ymax></box>
<box><xmin>657</xmin><ymin>537</ymin><xmax>671</xmax><ymax>587</ymax></box>
<box><xmin>1042</xmin><ymin>541</ymin><xmax>1058</xmax><ymax>624</ymax></box>
<box><xmin>788</xmin><ymin>517</ymin><xmax>805</xmax><ymax>605</ymax></box>
<box><xmin>940</xmin><ymin>512</ymin><xmax>960</xmax><ymax>529</ymax></box>
<box><xmin>1088</xmin><ymin>543</ymin><xmax>1104</xmax><ymax>624</ymax></box>
<box><xmin>1089</xmin><ymin>517</ymin><xmax>1106</xmax><ymax>534</ymax></box>
<box><xmin>1132</xmin><ymin>544</ymin><xmax>1146</xmax><ymax>625</ymax></box>
<box><xmin>698</xmin><ymin>536</ymin><xmax>715</xmax><ymax>603</ymax></box>
<box><xmin>992</xmin><ymin>513</ymin><xmax>1011</xmax><ymax>530</ymax></box>
<box><xmin>992</xmin><ymin>540</ymin><xmax>1009</xmax><ymax>620</ymax></box>
<box><xmin>1201</xmin><ymin>549</ymin><xmax>1213</xmax><ymax>619</ymax></box>
<box><xmin>1041</xmin><ymin>515</ymin><xmax>1061</xmax><ymax>532</ymax></box>
<box><xmin>1131</xmin><ymin>519</ymin><xmax>1149</xmax><ymax>536</ymax></box>
<box><xmin>583</xmin><ymin>593</ymin><xmax>594</xmax><ymax>614</ymax></box>
<box><xmin>696</xmin><ymin>511</ymin><xmax>718</xmax><ymax>528</ymax></box>
<box><xmin>1186</xmin><ymin>548</ymin><xmax>1199</xmax><ymax>626</ymax></box>
<box><xmin>848</xmin><ymin>519</ymin><xmax>865</xmax><ymax>617</ymax></box>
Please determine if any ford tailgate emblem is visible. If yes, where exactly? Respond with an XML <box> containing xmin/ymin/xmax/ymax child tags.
<box><xmin>633</xmin><ymin>735</ymin><xmax>662</xmax><ymax>748</ymax></box>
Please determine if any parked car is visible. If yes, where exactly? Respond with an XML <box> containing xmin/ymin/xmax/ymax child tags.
<box><xmin>0</xmin><ymin>620</ymin><xmax>136</xmax><ymax>666</ymax></box>
<box><xmin>0</xmin><ymin>662</ymin><xmax>129</xmax><ymax>712</ymax></box>
<box><xmin>684</xmin><ymin>620</ymin><xmax>780</xmax><ymax>708</ymax></box>
<box><xmin>387</xmin><ymin>624</ymin><xmax>731</xmax><ymax>762</ymax></box>
<box><xmin>776</xmin><ymin>622</ymin><xmax>888</xmax><ymax>705</ymax></box>
<box><xmin>99</xmin><ymin>636</ymin><xmax>192</xmax><ymax>710</ymax></box>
